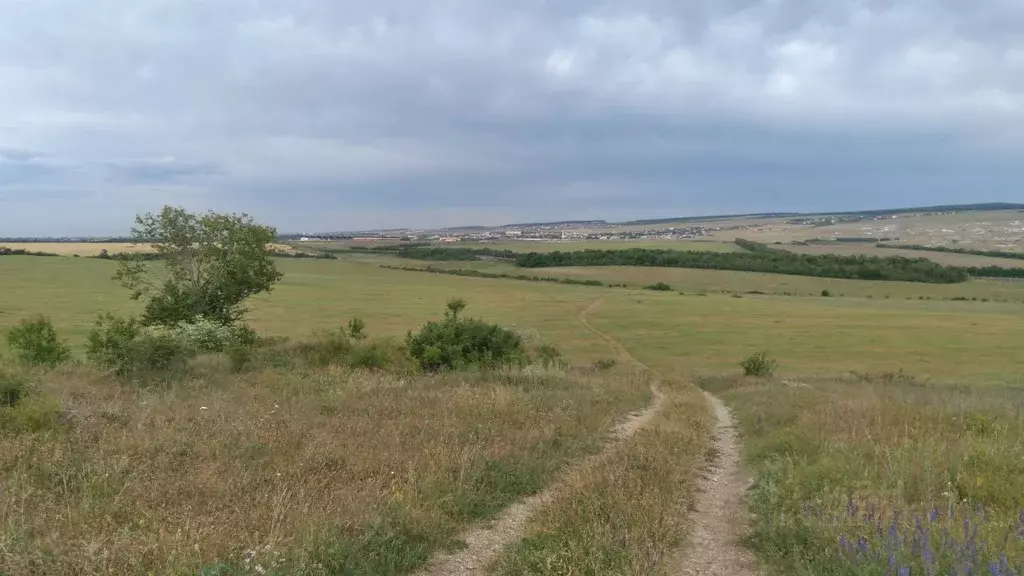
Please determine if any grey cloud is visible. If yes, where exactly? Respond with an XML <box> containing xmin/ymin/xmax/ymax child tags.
<box><xmin>0</xmin><ymin>0</ymin><xmax>1022</xmax><ymax>235</ymax></box>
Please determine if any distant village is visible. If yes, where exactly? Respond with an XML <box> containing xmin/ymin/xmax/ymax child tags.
<box><xmin>293</xmin><ymin>221</ymin><xmax>717</xmax><ymax>244</ymax></box>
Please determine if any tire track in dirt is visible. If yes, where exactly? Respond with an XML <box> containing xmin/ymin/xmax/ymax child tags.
<box><xmin>580</xmin><ymin>299</ymin><xmax>761</xmax><ymax>576</ymax></box>
<box><xmin>668</xmin><ymin>393</ymin><xmax>762</xmax><ymax>575</ymax></box>
<box><xmin>413</xmin><ymin>299</ymin><xmax>666</xmax><ymax>576</ymax></box>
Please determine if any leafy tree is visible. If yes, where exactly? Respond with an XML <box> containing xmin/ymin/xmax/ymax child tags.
<box><xmin>114</xmin><ymin>206</ymin><xmax>283</xmax><ymax>326</ymax></box>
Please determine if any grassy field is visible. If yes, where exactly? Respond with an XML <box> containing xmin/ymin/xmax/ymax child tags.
<box><xmin>363</xmin><ymin>254</ymin><xmax>1024</xmax><ymax>302</ymax></box>
<box><xmin>699</xmin><ymin>375</ymin><xmax>1024</xmax><ymax>575</ymax></box>
<box><xmin>0</xmin><ymin>362</ymin><xmax>652</xmax><ymax>574</ymax></box>
<box><xmin>3</xmin><ymin>252</ymin><xmax>1024</xmax><ymax>574</ymax></box>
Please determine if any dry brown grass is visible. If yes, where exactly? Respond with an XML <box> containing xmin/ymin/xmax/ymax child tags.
<box><xmin>493</xmin><ymin>378</ymin><xmax>712</xmax><ymax>575</ymax></box>
<box><xmin>0</xmin><ymin>362</ymin><xmax>650</xmax><ymax>575</ymax></box>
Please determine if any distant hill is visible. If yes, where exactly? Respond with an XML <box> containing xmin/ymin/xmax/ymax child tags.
<box><xmin>617</xmin><ymin>203</ymin><xmax>1024</xmax><ymax>227</ymax></box>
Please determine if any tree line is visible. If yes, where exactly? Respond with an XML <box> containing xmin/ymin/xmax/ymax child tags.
<box><xmin>513</xmin><ymin>248</ymin><xmax>971</xmax><ymax>283</ymax></box>
<box><xmin>877</xmin><ymin>243</ymin><xmax>1024</xmax><ymax>261</ymax></box>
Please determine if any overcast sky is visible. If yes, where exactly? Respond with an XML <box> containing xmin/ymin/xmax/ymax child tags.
<box><xmin>1</xmin><ymin>0</ymin><xmax>1022</xmax><ymax>235</ymax></box>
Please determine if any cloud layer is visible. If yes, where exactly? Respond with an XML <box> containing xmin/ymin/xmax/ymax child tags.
<box><xmin>1</xmin><ymin>0</ymin><xmax>1022</xmax><ymax>234</ymax></box>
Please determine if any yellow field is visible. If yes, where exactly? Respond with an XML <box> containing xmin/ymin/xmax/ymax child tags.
<box><xmin>0</xmin><ymin>242</ymin><xmax>296</xmax><ymax>256</ymax></box>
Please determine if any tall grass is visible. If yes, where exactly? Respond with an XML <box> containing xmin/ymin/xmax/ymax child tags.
<box><xmin>0</xmin><ymin>360</ymin><xmax>650</xmax><ymax>575</ymax></box>
<box><xmin>493</xmin><ymin>379</ymin><xmax>712</xmax><ymax>575</ymax></box>
<box><xmin>700</xmin><ymin>375</ymin><xmax>1024</xmax><ymax>575</ymax></box>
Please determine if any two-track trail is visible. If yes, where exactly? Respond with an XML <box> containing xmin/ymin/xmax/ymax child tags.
<box><xmin>416</xmin><ymin>297</ymin><xmax>759</xmax><ymax>576</ymax></box>
<box><xmin>580</xmin><ymin>299</ymin><xmax>761</xmax><ymax>576</ymax></box>
<box><xmin>413</xmin><ymin>300</ymin><xmax>666</xmax><ymax>576</ymax></box>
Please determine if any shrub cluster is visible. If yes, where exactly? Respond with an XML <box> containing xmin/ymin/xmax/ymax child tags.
<box><xmin>6</xmin><ymin>316</ymin><xmax>71</xmax><ymax>367</ymax></box>
<box><xmin>86</xmin><ymin>315</ymin><xmax>256</xmax><ymax>377</ymax></box>
<box><xmin>406</xmin><ymin>299</ymin><xmax>527</xmax><ymax>372</ymax></box>
<box><xmin>740</xmin><ymin>352</ymin><xmax>777</xmax><ymax>378</ymax></box>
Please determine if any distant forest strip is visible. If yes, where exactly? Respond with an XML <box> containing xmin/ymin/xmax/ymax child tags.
<box><xmin>877</xmin><ymin>243</ymin><xmax>1024</xmax><ymax>261</ymax></box>
<box><xmin>378</xmin><ymin>241</ymin><xmax>1018</xmax><ymax>284</ymax></box>
<box><xmin>514</xmin><ymin>247</ymin><xmax>971</xmax><ymax>283</ymax></box>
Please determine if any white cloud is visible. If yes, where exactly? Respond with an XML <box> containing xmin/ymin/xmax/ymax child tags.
<box><xmin>0</xmin><ymin>0</ymin><xmax>1022</xmax><ymax>235</ymax></box>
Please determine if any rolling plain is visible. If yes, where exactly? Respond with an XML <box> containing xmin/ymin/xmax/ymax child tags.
<box><xmin>2</xmin><ymin>209</ymin><xmax>1023</xmax><ymax>575</ymax></box>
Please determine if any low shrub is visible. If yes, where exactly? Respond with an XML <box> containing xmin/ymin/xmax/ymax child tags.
<box><xmin>143</xmin><ymin>318</ymin><xmax>257</xmax><ymax>355</ymax></box>
<box><xmin>821</xmin><ymin>289</ymin><xmax>831</xmax><ymax>297</ymax></box>
<box><xmin>6</xmin><ymin>316</ymin><xmax>71</xmax><ymax>367</ymax></box>
<box><xmin>644</xmin><ymin>282</ymin><xmax>673</xmax><ymax>291</ymax></box>
<box><xmin>535</xmin><ymin>344</ymin><xmax>567</xmax><ymax>369</ymax></box>
<box><xmin>740</xmin><ymin>351</ymin><xmax>777</xmax><ymax>378</ymax></box>
<box><xmin>0</xmin><ymin>365</ymin><xmax>29</xmax><ymax>408</ymax></box>
<box><xmin>86</xmin><ymin>314</ymin><xmax>192</xmax><ymax>378</ymax></box>
<box><xmin>0</xmin><ymin>393</ymin><xmax>63</xmax><ymax>434</ymax></box>
<box><xmin>592</xmin><ymin>358</ymin><xmax>617</xmax><ymax>371</ymax></box>
<box><xmin>292</xmin><ymin>328</ymin><xmax>354</xmax><ymax>368</ymax></box>
<box><xmin>406</xmin><ymin>299</ymin><xmax>527</xmax><ymax>372</ymax></box>
<box><xmin>348</xmin><ymin>317</ymin><xmax>367</xmax><ymax>341</ymax></box>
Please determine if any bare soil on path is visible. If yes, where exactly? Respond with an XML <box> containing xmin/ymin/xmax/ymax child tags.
<box><xmin>668</xmin><ymin>393</ymin><xmax>762</xmax><ymax>576</ymax></box>
<box><xmin>413</xmin><ymin>299</ymin><xmax>665</xmax><ymax>576</ymax></box>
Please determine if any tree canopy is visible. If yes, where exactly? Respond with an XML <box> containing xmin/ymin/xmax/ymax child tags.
<box><xmin>114</xmin><ymin>206</ymin><xmax>283</xmax><ymax>326</ymax></box>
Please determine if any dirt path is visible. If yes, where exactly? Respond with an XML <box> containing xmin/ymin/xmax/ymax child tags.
<box><xmin>581</xmin><ymin>300</ymin><xmax>761</xmax><ymax>575</ymax></box>
<box><xmin>413</xmin><ymin>300</ymin><xmax>665</xmax><ymax>576</ymax></box>
<box><xmin>669</xmin><ymin>393</ymin><xmax>762</xmax><ymax>576</ymax></box>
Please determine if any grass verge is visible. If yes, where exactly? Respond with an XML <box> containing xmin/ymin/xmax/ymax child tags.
<box><xmin>699</xmin><ymin>374</ymin><xmax>1024</xmax><ymax>575</ymax></box>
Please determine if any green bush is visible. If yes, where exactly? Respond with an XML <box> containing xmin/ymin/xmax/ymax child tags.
<box><xmin>293</xmin><ymin>328</ymin><xmax>354</xmax><ymax>368</ymax></box>
<box><xmin>740</xmin><ymin>352</ymin><xmax>777</xmax><ymax>378</ymax></box>
<box><xmin>535</xmin><ymin>344</ymin><xmax>566</xmax><ymax>369</ymax></box>
<box><xmin>6</xmin><ymin>316</ymin><xmax>71</xmax><ymax>367</ymax></box>
<box><xmin>406</xmin><ymin>300</ymin><xmax>527</xmax><ymax>372</ymax></box>
<box><xmin>644</xmin><ymin>282</ymin><xmax>673</xmax><ymax>291</ymax></box>
<box><xmin>348</xmin><ymin>317</ymin><xmax>367</xmax><ymax>341</ymax></box>
<box><xmin>86</xmin><ymin>314</ymin><xmax>192</xmax><ymax>377</ymax></box>
<box><xmin>821</xmin><ymin>289</ymin><xmax>831</xmax><ymax>297</ymax></box>
<box><xmin>0</xmin><ymin>365</ymin><xmax>29</xmax><ymax>408</ymax></box>
<box><xmin>225</xmin><ymin>343</ymin><xmax>253</xmax><ymax>373</ymax></box>
<box><xmin>0</xmin><ymin>393</ymin><xmax>63</xmax><ymax>434</ymax></box>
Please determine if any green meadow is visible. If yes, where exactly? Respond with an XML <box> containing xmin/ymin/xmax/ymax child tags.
<box><xmin>2</xmin><ymin>252</ymin><xmax>1023</xmax><ymax>575</ymax></box>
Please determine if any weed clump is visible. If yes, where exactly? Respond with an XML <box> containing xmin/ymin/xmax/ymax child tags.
<box><xmin>0</xmin><ymin>365</ymin><xmax>62</xmax><ymax>434</ymax></box>
<box><xmin>406</xmin><ymin>299</ymin><xmax>527</xmax><ymax>372</ymax></box>
<box><xmin>0</xmin><ymin>365</ymin><xmax>29</xmax><ymax>408</ymax></box>
<box><xmin>6</xmin><ymin>315</ymin><xmax>70</xmax><ymax>367</ymax></box>
<box><xmin>740</xmin><ymin>351</ymin><xmax>777</xmax><ymax>378</ymax></box>
<box><xmin>535</xmin><ymin>344</ymin><xmax>567</xmax><ymax>369</ymax></box>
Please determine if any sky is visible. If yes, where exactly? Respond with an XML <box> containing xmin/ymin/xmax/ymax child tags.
<box><xmin>1</xmin><ymin>0</ymin><xmax>1023</xmax><ymax>236</ymax></box>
